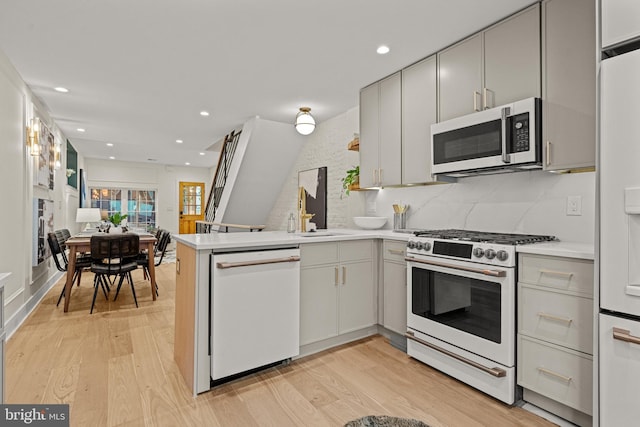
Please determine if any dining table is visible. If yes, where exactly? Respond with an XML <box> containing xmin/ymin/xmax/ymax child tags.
<box><xmin>62</xmin><ymin>231</ymin><xmax>158</xmax><ymax>312</ymax></box>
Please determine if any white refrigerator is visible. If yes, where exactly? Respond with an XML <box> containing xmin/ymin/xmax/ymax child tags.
<box><xmin>599</xmin><ymin>47</ymin><xmax>640</xmax><ymax>425</ymax></box>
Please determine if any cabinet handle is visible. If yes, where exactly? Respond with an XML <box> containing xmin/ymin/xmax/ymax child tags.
<box><xmin>473</xmin><ymin>91</ymin><xmax>481</xmax><ymax>112</ymax></box>
<box><xmin>613</xmin><ymin>327</ymin><xmax>640</xmax><ymax>345</ymax></box>
<box><xmin>176</xmin><ymin>258</ymin><xmax>180</xmax><ymax>274</ymax></box>
<box><xmin>335</xmin><ymin>267</ymin><xmax>339</xmax><ymax>286</ymax></box>
<box><xmin>537</xmin><ymin>312</ymin><xmax>573</xmax><ymax>325</ymax></box>
<box><xmin>379</xmin><ymin>168</ymin><xmax>383</xmax><ymax>185</ymax></box>
<box><xmin>342</xmin><ymin>266</ymin><xmax>346</xmax><ymax>285</ymax></box>
<box><xmin>483</xmin><ymin>87</ymin><xmax>488</xmax><ymax>110</ymax></box>
<box><xmin>545</xmin><ymin>141</ymin><xmax>552</xmax><ymax>167</ymax></box>
<box><xmin>388</xmin><ymin>249</ymin><xmax>405</xmax><ymax>255</ymax></box>
<box><xmin>537</xmin><ymin>367</ymin><xmax>572</xmax><ymax>383</ymax></box>
<box><xmin>539</xmin><ymin>269</ymin><xmax>574</xmax><ymax>279</ymax></box>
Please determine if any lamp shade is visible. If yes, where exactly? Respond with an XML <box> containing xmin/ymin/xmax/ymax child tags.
<box><xmin>75</xmin><ymin>208</ymin><xmax>101</xmax><ymax>223</ymax></box>
<box><xmin>295</xmin><ymin>107</ymin><xmax>315</xmax><ymax>135</ymax></box>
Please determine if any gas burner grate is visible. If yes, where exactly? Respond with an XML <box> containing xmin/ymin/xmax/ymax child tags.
<box><xmin>412</xmin><ymin>229</ymin><xmax>558</xmax><ymax>245</ymax></box>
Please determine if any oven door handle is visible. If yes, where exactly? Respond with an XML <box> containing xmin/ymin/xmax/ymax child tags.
<box><xmin>406</xmin><ymin>331</ymin><xmax>507</xmax><ymax>378</ymax></box>
<box><xmin>405</xmin><ymin>256</ymin><xmax>507</xmax><ymax>277</ymax></box>
<box><xmin>501</xmin><ymin>106</ymin><xmax>511</xmax><ymax>164</ymax></box>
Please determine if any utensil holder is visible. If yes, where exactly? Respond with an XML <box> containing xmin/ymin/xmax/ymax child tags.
<box><xmin>393</xmin><ymin>212</ymin><xmax>406</xmax><ymax>230</ymax></box>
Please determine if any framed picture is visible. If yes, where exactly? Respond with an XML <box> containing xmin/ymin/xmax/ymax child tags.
<box><xmin>79</xmin><ymin>168</ymin><xmax>88</xmax><ymax>207</ymax></box>
<box><xmin>66</xmin><ymin>140</ymin><xmax>78</xmax><ymax>189</ymax></box>
<box><xmin>298</xmin><ymin>166</ymin><xmax>327</xmax><ymax>229</ymax></box>
<box><xmin>34</xmin><ymin>121</ymin><xmax>55</xmax><ymax>190</ymax></box>
<box><xmin>32</xmin><ymin>198</ymin><xmax>54</xmax><ymax>266</ymax></box>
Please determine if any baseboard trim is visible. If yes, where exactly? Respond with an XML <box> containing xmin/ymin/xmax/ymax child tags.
<box><xmin>5</xmin><ymin>271</ymin><xmax>64</xmax><ymax>340</ymax></box>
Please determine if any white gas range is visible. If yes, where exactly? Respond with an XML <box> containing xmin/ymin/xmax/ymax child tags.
<box><xmin>404</xmin><ymin>229</ymin><xmax>557</xmax><ymax>404</ymax></box>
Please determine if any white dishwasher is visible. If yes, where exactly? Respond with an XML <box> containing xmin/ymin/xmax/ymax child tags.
<box><xmin>210</xmin><ymin>247</ymin><xmax>300</xmax><ymax>381</ymax></box>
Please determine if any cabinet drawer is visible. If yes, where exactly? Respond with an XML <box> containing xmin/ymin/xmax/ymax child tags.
<box><xmin>518</xmin><ymin>335</ymin><xmax>593</xmax><ymax>415</ymax></box>
<box><xmin>519</xmin><ymin>285</ymin><xmax>593</xmax><ymax>354</ymax></box>
<box><xmin>383</xmin><ymin>240</ymin><xmax>406</xmax><ymax>262</ymax></box>
<box><xmin>518</xmin><ymin>254</ymin><xmax>593</xmax><ymax>296</ymax></box>
<box><xmin>301</xmin><ymin>242</ymin><xmax>339</xmax><ymax>267</ymax></box>
<box><xmin>339</xmin><ymin>240</ymin><xmax>373</xmax><ymax>263</ymax></box>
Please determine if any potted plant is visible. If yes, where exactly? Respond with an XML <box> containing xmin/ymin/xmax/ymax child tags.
<box><xmin>341</xmin><ymin>165</ymin><xmax>359</xmax><ymax>197</ymax></box>
<box><xmin>107</xmin><ymin>212</ymin><xmax>128</xmax><ymax>233</ymax></box>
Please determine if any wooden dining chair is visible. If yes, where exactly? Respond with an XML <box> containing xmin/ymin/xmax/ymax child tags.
<box><xmin>89</xmin><ymin>233</ymin><xmax>140</xmax><ymax>314</ymax></box>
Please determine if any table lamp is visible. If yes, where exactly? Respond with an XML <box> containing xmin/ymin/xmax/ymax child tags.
<box><xmin>76</xmin><ymin>208</ymin><xmax>101</xmax><ymax>231</ymax></box>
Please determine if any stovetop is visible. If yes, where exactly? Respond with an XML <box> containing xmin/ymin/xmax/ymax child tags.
<box><xmin>412</xmin><ymin>229</ymin><xmax>557</xmax><ymax>245</ymax></box>
<box><xmin>406</xmin><ymin>229</ymin><xmax>558</xmax><ymax>267</ymax></box>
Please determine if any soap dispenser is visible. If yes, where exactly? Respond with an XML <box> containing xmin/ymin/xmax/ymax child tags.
<box><xmin>287</xmin><ymin>212</ymin><xmax>296</xmax><ymax>233</ymax></box>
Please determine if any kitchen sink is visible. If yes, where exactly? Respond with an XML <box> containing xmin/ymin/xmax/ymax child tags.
<box><xmin>296</xmin><ymin>231</ymin><xmax>345</xmax><ymax>237</ymax></box>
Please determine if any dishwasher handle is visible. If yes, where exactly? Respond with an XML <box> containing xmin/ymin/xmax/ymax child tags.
<box><xmin>216</xmin><ymin>255</ymin><xmax>300</xmax><ymax>269</ymax></box>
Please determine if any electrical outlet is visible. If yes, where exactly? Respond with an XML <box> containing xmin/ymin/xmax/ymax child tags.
<box><xmin>567</xmin><ymin>195</ymin><xmax>582</xmax><ymax>216</ymax></box>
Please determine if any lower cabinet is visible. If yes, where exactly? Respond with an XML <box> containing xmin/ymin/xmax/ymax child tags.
<box><xmin>300</xmin><ymin>240</ymin><xmax>375</xmax><ymax>346</ymax></box>
<box><xmin>517</xmin><ymin>253</ymin><xmax>594</xmax><ymax>425</ymax></box>
<box><xmin>382</xmin><ymin>240</ymin><xmax>407</xmax><ymax>335</ymax></box>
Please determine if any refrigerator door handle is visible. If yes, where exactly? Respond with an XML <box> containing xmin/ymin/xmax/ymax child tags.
<box><xmin>613</xmin><ymin>327</ymin><xmax>640</xmax><ymax>345</ymax></box>
<box><xmin>626</xmin><ymin>285</ymin><xmax>640</xmax><ymax>297</ymax></box>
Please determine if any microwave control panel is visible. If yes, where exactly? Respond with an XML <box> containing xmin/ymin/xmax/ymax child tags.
<box><xmin>511</xmin><ymin>112</ymin><xmax>530</xmax><ymax>153</ymax></box>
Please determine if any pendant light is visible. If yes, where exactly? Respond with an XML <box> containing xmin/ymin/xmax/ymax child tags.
<box><xmin>294</xmin><ymin>107</ymin><xmax>315</xmax><ymax>135</ymax></box>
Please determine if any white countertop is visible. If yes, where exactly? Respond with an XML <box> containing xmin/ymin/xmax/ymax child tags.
<box><xmin>172</xmin><ymin>229</ymin><xmax>593</xmax><ymax>260</ymax></box>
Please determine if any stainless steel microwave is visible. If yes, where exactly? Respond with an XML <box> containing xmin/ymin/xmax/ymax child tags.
<box><xmin>430</xmin><ymin>97</ymin><xmax>542</xmax><ymax>177</ymax></box>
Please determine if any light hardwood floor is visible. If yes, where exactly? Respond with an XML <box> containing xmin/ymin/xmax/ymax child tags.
<box><xmin>6</xmin><ymin>262</ymin><xmax>554</xmax><ymax>427</ymax></box>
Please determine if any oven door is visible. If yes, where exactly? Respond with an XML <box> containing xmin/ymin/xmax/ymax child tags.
<box><xmin>406</xmin><ymin>255</ymin><xmax>515</xmax><ymax>367</ymax></box>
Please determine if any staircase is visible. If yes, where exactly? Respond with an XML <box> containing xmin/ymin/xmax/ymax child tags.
<box><xmin>201</xmin><ymin>117</ymin><xmax>305</xmax><ymax>232</ymax></box>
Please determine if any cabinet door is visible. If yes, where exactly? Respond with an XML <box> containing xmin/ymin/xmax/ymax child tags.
<box><xmin>383</xmin><ymin>260</ymin><xmax>407</xmax><ymax>335</ymax></box>
<box><xmin>359</xmin><ymin>83</ymin><xmax>379</xmax><ymax>188</ymax></box>
<box><xmin>300</xmin><ymin>266</ymin><xmax>338</xmax><ymax>345</ymax></box>
<box><xmin>379</xmin><ymin>72</ymin><xmax>402</xmax><ymax>186</ymax></box>
<box><xmin>402</xmin><ymin>56</ymin><xmax>437</xmax><ymax>184</ymax></box>
<box><xmin>438</xmin><ymin>34</ymin><xmax>482</xmax><ymax>122</ymax></box>
<box><xmin>602</xmin><ymin>0</ymin><xmax>640</xmax><ymax>49</ymax></box>
<box><xmin>338</xmin><ymin>260</ymin><xmax>375</xmax><ymax>334</ymax></box>
<box><xmin>484</xmin><ymin>4</ymin><xmax>541</xmax><ymax>108</ymax></box>
<box><xmin>542</xmin><ymin>0</ymin><xmax>595</xmax><ymax>171</ymax></box>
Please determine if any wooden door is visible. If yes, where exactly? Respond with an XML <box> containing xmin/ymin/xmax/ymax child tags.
<box><xmin>179</xmin><ymin>182</ymin><xmax>205</xmax><ymax>234</ymax></box>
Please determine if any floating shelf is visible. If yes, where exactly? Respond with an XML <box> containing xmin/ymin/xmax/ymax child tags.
<box><xmin>347</xmin><ymin>138</ymin><xmax>359</xmax><ymax>151</ymax></box>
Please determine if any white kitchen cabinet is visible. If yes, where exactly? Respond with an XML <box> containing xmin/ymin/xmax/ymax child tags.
<box><xmin>359</xmin><ymin>72</ymin><xmax>401</xmax><ymax>187</ymax></box>
<box><xmin>602</xmin><ymin>0</ymin><xmax>640</xmax><ymax>49</ymax></box>
<box><xmin>382</xmin><ymin>240</ymin><xmax>407</xmax><ymax>335</ymax></box>
<box><xmin>517</xmin><ymin>253</ymin><xmax>593</xmax><ymax>425</ymax></box>
<box><xmin>401</xmin><ymin>56</ymin><xmax>438</xmax><ymax>184</ymax></box>
<box><xmin>438</xmin><ymin>4</ymin><xmax>540</xmax><ymax>122</ymax></box>
<box><xmin>300</xmin><ymin>240</ymin><xmax>376</xmax><ymax>345</ymax></box>
<box><xmin>541</xmin><ymin>0</ymin><xmax>595</xmax><ymax>171</ymax></box>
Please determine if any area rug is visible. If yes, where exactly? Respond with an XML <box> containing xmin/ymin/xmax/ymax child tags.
<box><xmin>344</xmin><ymin>415</ymin><xmax>429</xmax><ymax>427</ymax></box>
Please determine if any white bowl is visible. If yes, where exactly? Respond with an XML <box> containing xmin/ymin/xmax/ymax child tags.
<box><xmin>353</xmin><ymin>216</ymin><xmax>387</xmax><ymax>229</ymax></box>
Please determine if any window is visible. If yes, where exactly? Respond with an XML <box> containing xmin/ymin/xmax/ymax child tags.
<box><xmin>90</xmin><ymin>187</ymin><xmax>156</xmax><ymax>230</ymax></box>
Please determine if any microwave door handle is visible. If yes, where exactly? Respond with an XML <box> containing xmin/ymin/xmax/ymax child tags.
<box><xmin>501</xmin><ymin>106</ymin><xmax>511</xmax><ymax>164</ymax></box>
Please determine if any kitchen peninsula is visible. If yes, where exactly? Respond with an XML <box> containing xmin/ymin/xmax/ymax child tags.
<box><xmin>172</xmin><ymin>229</ymin><xmax>593</xmax><ymax>401</ymax></box>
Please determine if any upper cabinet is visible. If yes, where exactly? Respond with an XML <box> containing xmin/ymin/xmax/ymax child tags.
<box><xmin>602</xmin><ymin>0</ymin><xmax>640</xmax><ymax>49</ymax></box>
<box><xmin>402</xmin><ymin>56</ymin><xmax>437</xmax><ymax>185</ymax></box>
<box><xmin>360</xmin><ymin>72</ymin><xmax>402</xmax><ymax>188</ymax></box>
<box><xmin>438</xmin><ymin>4</ymin><xmax>541</xmax><ymax>122</ymax></box>
<box><xmin>541</xmin><ymin>0</ymin><xmax>595</xmax><ymax>171</ymax></box>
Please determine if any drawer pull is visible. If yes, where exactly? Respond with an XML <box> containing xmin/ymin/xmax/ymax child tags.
<box><xmin>537</xmin><ymin>312</ymin><xmax>573</xmax><ymax>325</ymax></box>
<box><xmin>539</xmin><ymin>269</ymin><xmax>574</xmax><ymax>279</ymax></box>
<box><xmin>613</xmin><ymin>327</ymin><xmax>640</xmax><ymax>345</ymax></box>
<box><xmin>537</xmin><ymin>367</ymin><xmax>572</xmax><ymax>383</ymax></box>
<box><xmin>388</xmin><ymin>249</ymin><xmax>405</xmax><ymax>255</ymax></box>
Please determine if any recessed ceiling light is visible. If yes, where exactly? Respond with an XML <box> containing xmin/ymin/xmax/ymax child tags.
<box><xmin>54</xmin><ymin>87</ymin><xmax>69</xmax><ymax>93</ymax></box>
<box><xmin>77</xmin><ymin>128</ymin><xmax>85</xmax><ymax>132</ymax></box>
<box><xmin>199</xmin><ymin>152</ymin><xmax>205</xmax><ymax>156</ymax></box>
<box><xmin>109</xmin><ymin>156</ymin><xmax>115</xmax><ymax>160</ymax></box>
<box><xmin>106</xmin><ymin>143</ymin><xmax>113</xmax><ymax>147</ymax></box>
<box><xmin>200</xmin><ymin>111</ymin><xmax>210</xmax><ymax>117</ymax></box>
<box><xmin>376</xmin><ymin>45</ymin><xmax>390</xmax><ymax>55</ymax></box>
<box><xmin>176</xmin><ymin>139</ymin><xmax>183</xmax><ymax>144</ymax></box>
<box><xmin>185</xmin><ymin>162</ymin><xmax>191</xmax><ymax>166</ymax></box>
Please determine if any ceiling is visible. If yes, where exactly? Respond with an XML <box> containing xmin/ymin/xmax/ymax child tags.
<box><xmin>0</xmin><ymin>0</ymin><xmax>534</xmax><ymax>168</ymax></box>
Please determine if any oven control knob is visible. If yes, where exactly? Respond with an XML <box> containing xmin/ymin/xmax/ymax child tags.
<box><xmin>423</xmin><ymin>242</ymin><xmax>432</xmax><ymax>251</ymax></box>
<box><xmin>473</xmin><ymin>248</ymin><xmax>484</xmax><ymax>258</ymax></box>
<box><xmin>496</xmin><ymin>250</ymin><xmax>509</xmax><ymax>262</ymax></box>
<box><xmin>485</xmin><ymin>249</ymin><xmax>496</xmax><ymax>260</ymax></box>
<box><xmin>416</xmin><ymin>242</ymin><xmax>424</xmax><ymax>250</ymax></box>
<box><xmin>407</xmin><ymin>241</ymin><xmax>416</xmax><ymax>249</ymax></box>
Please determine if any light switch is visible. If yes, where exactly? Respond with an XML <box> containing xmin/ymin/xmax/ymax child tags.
<box><xmin>567</xmin><ymin>196</ymin><xmax>582</xmax><ymax>216</ymax></box>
